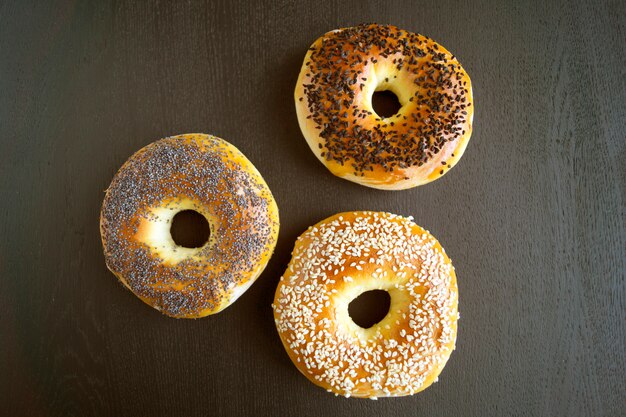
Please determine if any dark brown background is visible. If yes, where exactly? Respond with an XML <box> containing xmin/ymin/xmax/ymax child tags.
<box><xmin>1</xmin><ymin>0</ymin><xmax>624</xmax><ymax>416</ymax></box>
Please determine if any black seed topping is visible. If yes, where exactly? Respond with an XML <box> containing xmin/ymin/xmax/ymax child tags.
<box><xmin>100</xmin><ymin>135</ymin><xmax>278</xmax><ymax>317</ymax></box>
<box><xmin>300</xmin><ymin>24</ymin><xmax>471</xmax><ymax>176</ymax></box>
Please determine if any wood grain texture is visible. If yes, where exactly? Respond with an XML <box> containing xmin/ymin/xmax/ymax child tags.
<box><xmin>1</xmin><ymin>0</ymin><xmax>624</xmax><ymax>416</ymax></box>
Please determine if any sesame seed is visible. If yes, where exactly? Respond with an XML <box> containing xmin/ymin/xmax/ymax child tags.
<box><xmin>273</xmin><ymin>211</ymin><xmax>458</xmax><ymax>398</ymax></box>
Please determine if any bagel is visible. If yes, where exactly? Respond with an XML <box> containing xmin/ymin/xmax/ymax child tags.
<box><xmin>295</xmin><ymin>24</ymin><xmax>474</xmax><ymax>190</ymax></box>
<box><xmin>273</xmin><ymin>211</ymin><xmax>458</xmax><ymax>398</ymax></box>
<box><xmin>100</xmin><ymin>134</ymin><xmax>279</xmax><ymax>318</ymax></box>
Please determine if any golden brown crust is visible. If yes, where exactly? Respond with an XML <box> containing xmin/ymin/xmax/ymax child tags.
<box><xmin>100</xmin><ymin>134</ymin><xmax>279</xmax><ymax>318</ymax></box>
<box><xmin>273</xmin><ymin>212</ymin><xmax>458</xmax><ymax>398</ymax></box>
<box><xmin>295</xmin><ymin>24</ymin><xmax>474</xmax><ymax>190</ymax></box>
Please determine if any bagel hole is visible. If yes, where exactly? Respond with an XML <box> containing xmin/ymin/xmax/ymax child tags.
<box><xmin>170</xmin><ymin>210</ymin><xmax>210</xmax><ymax>248</ymax></box>
<box><xmin>348</xmin><ymin>290</ymin><xmax>391</xmax><ymax>329</ymax></box>
<box><xmin>372</xmin><ymin>90</ymin><xmax>401</xmax><ymax>118</ymax></box>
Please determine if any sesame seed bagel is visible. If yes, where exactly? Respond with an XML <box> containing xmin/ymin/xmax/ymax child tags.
<box><xmin>273</xmin><ymin>212</ymin><xmax>458</xmax><ymax>398</ymax></box>
<box><xmin>100</xmin><ymin>134</ymin><xmax>279</xmax><ymax>318</ymax></box>
<box><xmin>295</xmin><ymin>24</ymin><xmax>474</xmax><ymax>190</ymax></box>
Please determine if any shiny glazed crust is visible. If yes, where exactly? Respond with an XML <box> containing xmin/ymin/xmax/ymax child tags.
<box><xmin>100</xmin><ymin>134</ymin><xmax>279</xmax><ymax>318</ymax></box>
<box><xmin>295</xmin><ymin>24</ymin><xmax>474</xmax><ymax>190</ymax></box>
<box><xmin>273</xmin><ymin>212</ymin><xmax>458</xmax><ymax>398</ymax></box>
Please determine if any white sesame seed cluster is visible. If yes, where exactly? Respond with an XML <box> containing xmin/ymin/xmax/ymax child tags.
<box><xmin>273</xmin><ymin>211</ymin><xmax>458</xmax><ymax>399</ymax></box>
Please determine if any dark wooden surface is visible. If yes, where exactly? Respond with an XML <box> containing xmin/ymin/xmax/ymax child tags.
<box><xmin>1</xmin><ymin>1</ymin><xmax>624</xmax><ymax>416</ymax></box>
